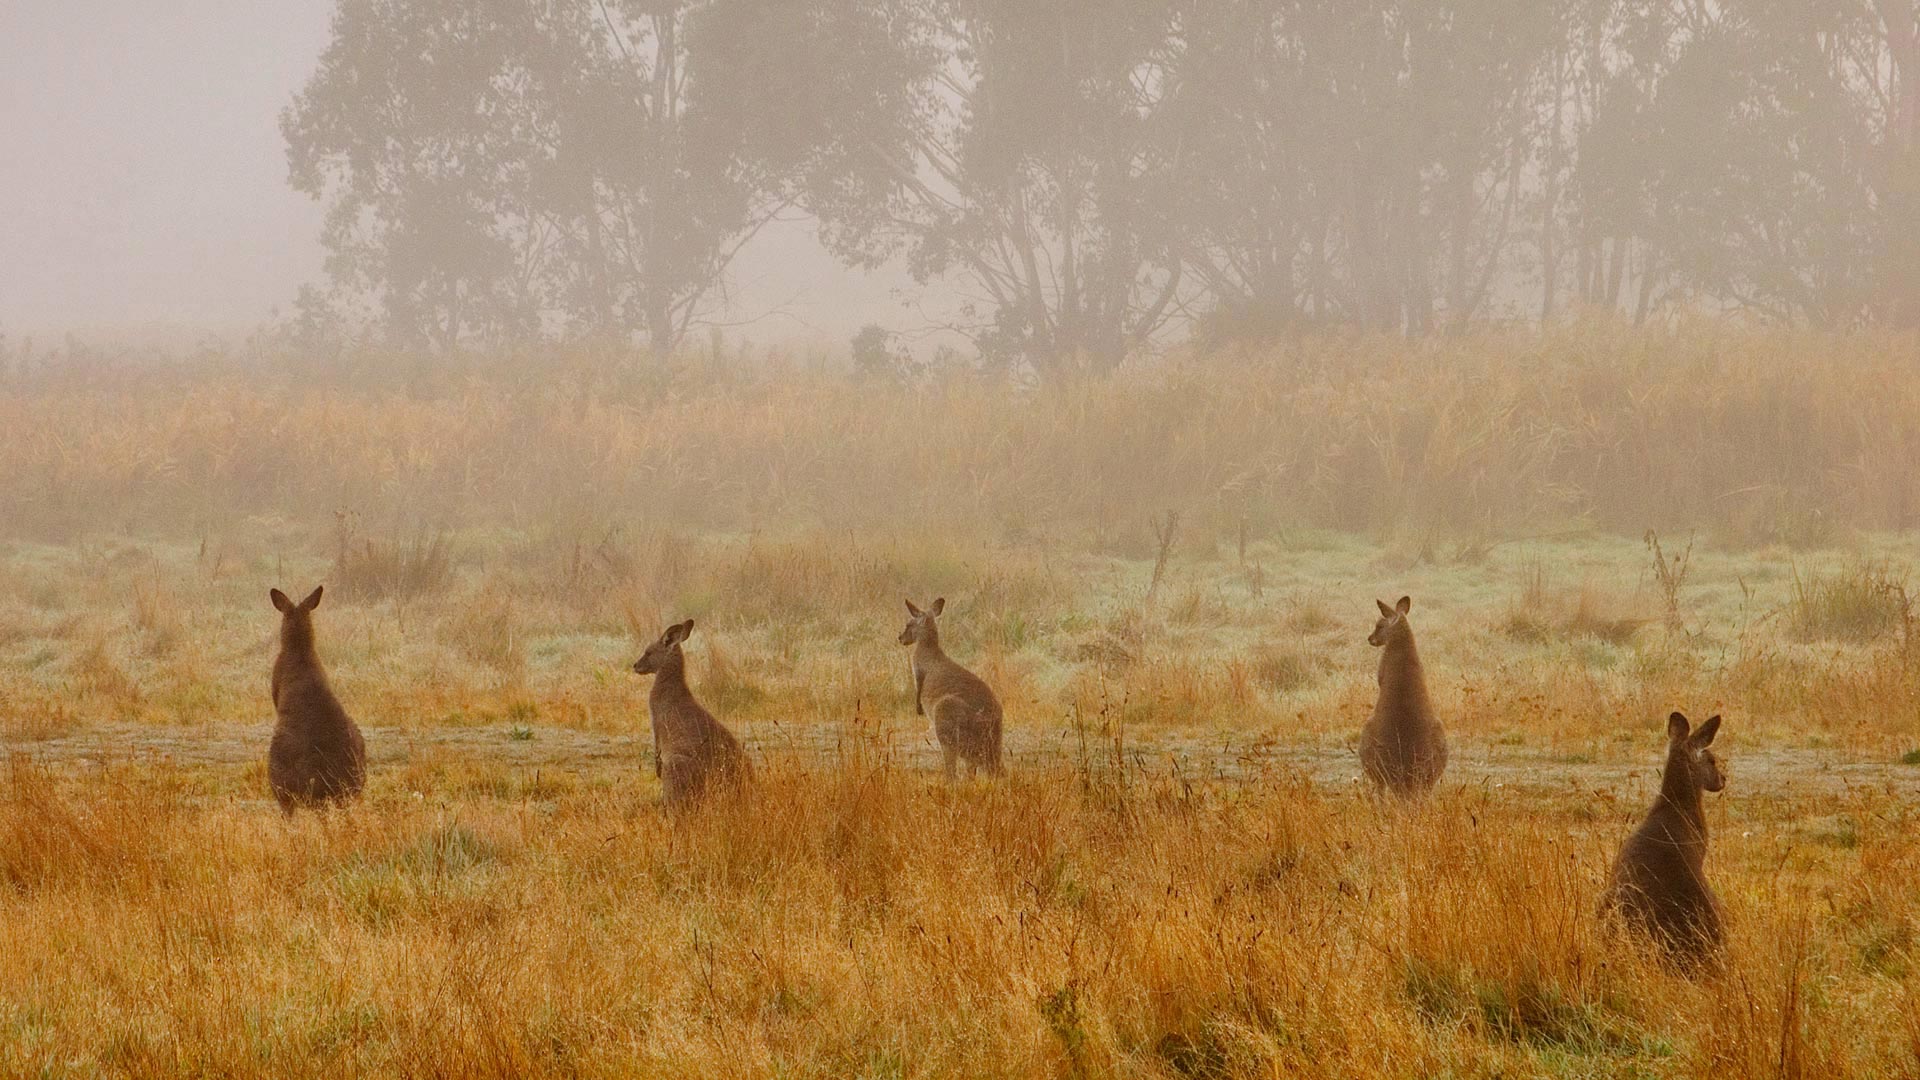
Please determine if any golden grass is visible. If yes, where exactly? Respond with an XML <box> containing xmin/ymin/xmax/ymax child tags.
<box><xmin>2</xmin><ymin>745</ymin><xmax>1916</xmax><ymax>1078</ymax></box>
<box><xmin>4</xmin><ymin>327</ymin><xmax>1920</xmax><ymax>1075</ymax></box>
<box><xmin>0</xmin><ymin>525</ymin><xmax>1915</xmax><ymax>1073</ymax></box>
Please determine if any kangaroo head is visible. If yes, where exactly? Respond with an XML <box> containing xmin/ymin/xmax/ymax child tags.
<box><xmin>633</xmin><ymin>619</ymin><xmax>694</xmax><ymax>676</ymax></box>
<box><xmin>1666</xmin><ymin>710</ymin><xmax>1726</xmax><ymax>793</ymax></box>
<box><xmin>899</xmin><ymin>597</ymin><xmax>945</xmax><ymax>646</ymax></box>
<box><xmin>1367</xmin><ymin>595</ymin><xmax>1412</xmax><ymax>647</ymax></box>
<box><xmin>269</xmin><ymin>585</ymin><xmax>324</xmax><ymax>647</ymax></box>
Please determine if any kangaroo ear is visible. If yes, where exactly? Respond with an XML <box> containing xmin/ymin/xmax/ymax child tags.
<box><xmin>1666</xmin><ymin>711</ymin><xmax>1690</xmax><ymax>742</ymax></box>
<box><xmin>270</xmin><ymin>589</ymin><xmax>294</xmax><ymax>614</ymax></box>
<box><xmin>665</xmin><ymin>619</ymin><xmax>694</xmax><ymax>645</ymax></box>
<box><xmin>1396</xmin><ymin>596</ymin><xmax>1412</xmax><ymax>615</ymax></box>
<box><xmin>1376</xmin><ymin>599</ymin><xmax>1394</xmax><ymax>618</ymax></box>
<box><xmin>930</xmin><ymin>597</ymin><xmax>945</xmax><ymax>616</ymax></box>
<box><xmin>1691</xmin><ymin>714</ymin><xmax>1722</xmax><ymax>747</ymax></box>
<box><xmin>905</xmin><ymin>599</ymin><xmax>922</xmax><ymax>618</ymax></box>
<box><xmin>300</xmin><ymin>586</ymin><xmax>324</xmax><ymax>611</ymax></box>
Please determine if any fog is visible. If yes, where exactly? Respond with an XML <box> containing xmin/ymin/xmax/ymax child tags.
<box><xmin>4</xmin><ymin>1</ymin><xmax>1916</xmax><ymax>359</ymax></box>
<box><xmin>0</xmin><ymin>3</ymin><xmax>329</xmax><ymax>340</ymax></box>
<box><xmin>6</xmin><ymin>14</ymin><xmax>1920</xmax><ymax>1068</ymax></box>
<box><xmin>0</xmin><ymin>2</ymin><xmax>913</xmax><ymax>347</ymax></box>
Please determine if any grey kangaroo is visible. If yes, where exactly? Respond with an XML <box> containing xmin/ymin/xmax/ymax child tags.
<box><xmin>1358</xmin><ymin>595</ymin><xmax>1448</xmax><ymax>796</ymax></box>
<box><xmin>631</xmin><ymin>619</ymin><xmax>751</xmax><ymax>807</ymax></box>
<box><xmin>1604</xmin><ymin>711</ymin><xmax>1727</xmax><ymax>969</ymax></box>
<box><xmin>267</xmin><ymin>586</ymin><xmax>367</xmax><ymax>811</ymax></box>
<box><xmin>900</xmin><ymin>598</ymin><xmax>1003</xmax><ymax>779</ymax></box>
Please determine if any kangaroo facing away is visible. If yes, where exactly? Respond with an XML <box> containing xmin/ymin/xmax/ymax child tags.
<box><xmin>1359</xmin><ymin>595</ymin><xmax>1448</xmax><ymax>796</ymax></box>
<box><xmin>631</xmin><ymin>619</ymin><xmax>751</xmax><ymax>807</ymax></box>
<box><xmin>267</xmin><ymin>586</ymin><xmax>367</xmax><ymax>812</ymax></box>
<box><xmin>1604</xmin><ymin>711</ymin><xmax>1727</xmax><ymax>969</ymax></box>
<box><xmin>900</xmin><ymin>598</ymin><xmax>1004</xmax><ymax>779</ymax></box>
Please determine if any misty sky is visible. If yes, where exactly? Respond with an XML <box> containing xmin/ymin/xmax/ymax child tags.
<box><xmin>0</xmin><ymin>2</ymin><xmax>907</xmax><ymax>347</ymax></box>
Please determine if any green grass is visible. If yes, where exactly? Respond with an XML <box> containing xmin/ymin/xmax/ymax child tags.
<box><xmin>1787</xmin><ymin>561</ymin><xmax>1910</xmax><ymax>643</ymax></box>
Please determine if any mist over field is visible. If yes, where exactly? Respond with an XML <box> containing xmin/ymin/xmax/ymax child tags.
<box><xmin>0</xmin><ymin>3</ymin><xmax>908</xmax><ymax>347</ymax></box>
<box><xmin>10</xmin><ymin>0</ymin><xmax>1920</xmax><ymax>355</ymax></box>
<box><xmin>4</xmin><ymin>3</ymin><xmax>1920</xmax><ymax>1078</ymax></box>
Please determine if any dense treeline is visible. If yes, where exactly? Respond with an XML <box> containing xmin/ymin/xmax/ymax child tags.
<box><xmin>283</xmin><ymin>0</ymin><xmax>1920</xmax><ymax>369</ymax></box>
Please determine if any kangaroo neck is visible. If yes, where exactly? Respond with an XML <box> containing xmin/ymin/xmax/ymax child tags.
<box><xmin>913</xmin><ymin>635</ymin><xmax>949</xmax><ymax>667</ymax></box>
<box><xmin>279</xmin><ymin>619</ymin><xmax>317</xmax><ymax>660</ymax></box>
<box><xmin>277</xmin><ymin>640</ymin><xmax>322</xmax><ymax>680</ymax></box>
<box><xmin>1377</xmin><ymin>631</ymin><xmax>1423</xmax><ymax>691</ymax></box>
<box><xmin>1655</xmin><ymin>749</ymin><xmax>1708</xmax><ymax>841</ymax></box>
<box><xmin>649</xmin><ymin>651</ymin><xmax>695</xmax><ymax>706</ymax></box>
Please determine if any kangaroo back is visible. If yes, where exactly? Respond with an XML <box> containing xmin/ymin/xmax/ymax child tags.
<box><xmin>1358</xmin><ymin>596</ymin><xmax>1447</xmax><ymax>796</ymax></box>
<box><xmin>266</xmin><ymin>586</ymin><xmax>367</xmax><ymax>811</ymax></box>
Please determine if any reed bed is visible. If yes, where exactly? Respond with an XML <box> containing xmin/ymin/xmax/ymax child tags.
<box><xmin>2</xmin><ymin>323</ymin><xmax>1916</xmax><ymax>544</ymax></box>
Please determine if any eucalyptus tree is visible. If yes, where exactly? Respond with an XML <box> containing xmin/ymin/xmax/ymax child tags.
<box><xmin>1567</xmin><ymin>0</ymin><xmax>1920</xmax><ymax>326</ymax></box>
<box><xmin>1167</xmin><ymin>0</ymin><xmax>1560</xmax><ymax>338</ymax></box>
<box><xmin>698</xmin><ymin>0</ymin><xmax>1190</xmax><ymax>376</ymax></box>
<box><xmin>284</xmin><ymin>0</ymin><xmax>789</xmax><ymax>352</ymax></box>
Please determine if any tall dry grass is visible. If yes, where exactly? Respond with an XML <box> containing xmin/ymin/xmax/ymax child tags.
<box><xmin>1</xmin><ymin>746</ymin><xmax>1913</xmax><ymax>1078</ymax></box>
<box><xmin>4</xmin><ymin>326</ymin><xmax>1920</xmax><ymax>1075</ymax></box>
<box><xmin>2</xmin><ymin>322</ymin><xmax>1917</xmax><ymax>544</ymax></box>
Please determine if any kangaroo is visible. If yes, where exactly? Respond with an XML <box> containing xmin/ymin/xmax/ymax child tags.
<box><xmin>899</xmin><ymin>598</ymin><xmax>1004</xmax><ymax>779</ymax></box>
<box><xmin>267</xmin><ymin>586</ymin><xmax>367</xmax><ymax>812</ymax></box>
<box><xmin>630</xmin><ymin>619</ymin><xmax>751</xmax><ymax>807</ymax></box>
<box><xmin>1358</xmin><ymin>595</ymin><xmax>1448</xmax><ymax>796</ymax></box>
<box><xmin>1604</xmin><ymin>711</ymin><xmax>1727</xmax><ymax>969</ymax></box>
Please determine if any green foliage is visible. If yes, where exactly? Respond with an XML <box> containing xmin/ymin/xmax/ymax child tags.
<box><xmin>1039</xmin><ymin>985</ymin><xmax>1090</xmax><ymax>1075</ymax></box>
<box><xmin>1401</xmin><ymin>960</ymin><xmax>1642</xmax><ymax>1056</ymax></box>
<box><xmin>1787</xmin><ymin>562</ymin><xmax>1909</xmax><ymax>643</ymax></box>
<box><xmin>850</xmin><ymin>325</ymin><xmax>920</xmax><ymax>382</ymax></box>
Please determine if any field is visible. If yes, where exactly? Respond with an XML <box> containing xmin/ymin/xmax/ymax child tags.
<box><xmin>3</xmin><ymin>326</ymin><xmax>1920</xmax><ymax>1077</ymax></box>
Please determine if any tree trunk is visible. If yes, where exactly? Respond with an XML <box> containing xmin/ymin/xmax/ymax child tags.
<box><xmin>1541</xmin><ymin>45</ymin><xmax>1566</xmax><ymax>322</ymax></box>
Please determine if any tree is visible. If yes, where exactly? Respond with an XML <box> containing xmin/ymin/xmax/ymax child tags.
<box><xmin>284</xmin><ymin>0</ymin><xmax>1920</xmax><ymax>358</ymax></box>
<box><xmin>283</xmin><ymin>0</ymin><xmax>787</xmax><ymax>353</ymax></box>
<box><xmin>699</xmin><ymin>0</ymin><xmax>1189</xmax><ymax>377</ymax></box>
<box><xmin>1566</xmin><ymin>0</ymin><xmax>1920</xmax><ymax>327</ymax></box>
<box><xmin>1168</xmin><ymin>0</ymin><xmax>1560</xmax><ymax>339</ymax></box>
<box><xmin>1164</xmin><ymin>0</ymin><xmax>1341</xmax><ymax>340</ymax></box>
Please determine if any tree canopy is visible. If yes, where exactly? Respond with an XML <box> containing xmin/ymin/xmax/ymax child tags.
<box><xmin>285</xmin><ymin>0</ymin><xmax>1920</xmax><ymax>363</ymax></box>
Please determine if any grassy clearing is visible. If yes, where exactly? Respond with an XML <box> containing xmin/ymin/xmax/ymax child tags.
<box><xmin>2</xmin><ymin>527</ymin><xmax>1918</xmax><ymax>754</ymax></box>
<box><xmin>0</xmin><ymin>526</ymin><xmax>1917</xmax><ymax>1074</ymax></box>
<box><xmin>4</xmin><ymin>329</ymin><xmax>1920</xmax><ymax>1075</ymax></box>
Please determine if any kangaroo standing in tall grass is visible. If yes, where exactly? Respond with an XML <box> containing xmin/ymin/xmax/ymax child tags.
<box><xmin>267</xmin><ymin>586</ymin><xmax>366</xmax><ymax>812</ymax></box>
<box><xmin>631</xmin><ymin>619</ymin><xmax>751</xmax><ymax>807</ymax></box>
<box><xmin>1359</xmin><ymin>595</ymin><xmax>1448</xmax><ymax>796</ymax></box>
<box><xmin>900</xmin><ymin>598</ymin><xmax>1004</xmax><ymax>779</ymax></box>
<box><xmin>1604</xmin><ymin>711</ymin><xmax>1727</xmax><ymax>968</ymax></box>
